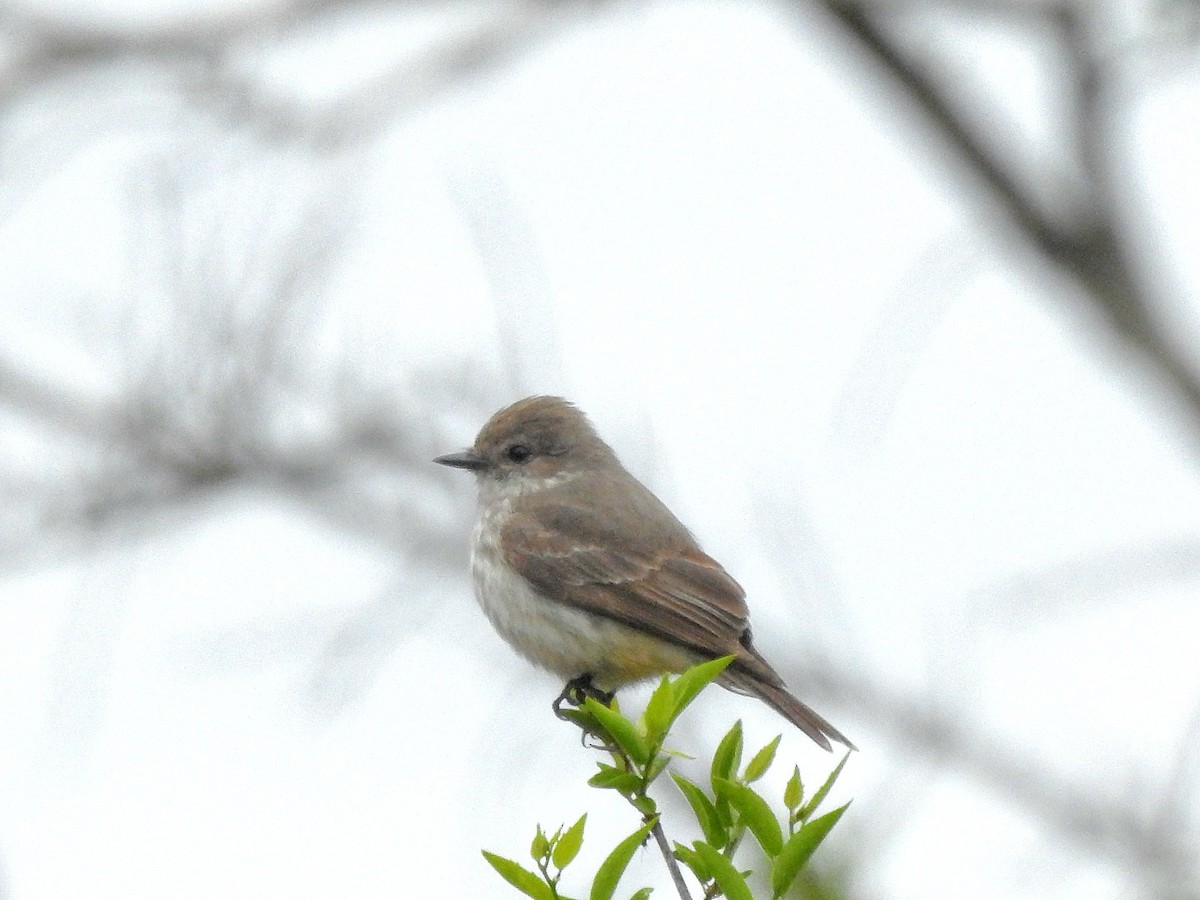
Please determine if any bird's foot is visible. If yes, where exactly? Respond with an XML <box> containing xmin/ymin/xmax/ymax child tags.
<box><xmin>554</xmin><ymin>675</ymin><xmax>621</xmax><ymax>750</ymax></box>
<box><xmin>552</xmin><ymin>674</ymin><xmax>615</xmax><ymax>720</ymax></box>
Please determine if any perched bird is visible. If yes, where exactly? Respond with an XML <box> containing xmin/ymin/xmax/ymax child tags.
<box><xmin>435</xmin><ymin>396</ymin><xmax>854</xmax><ymax>751</ymax></box>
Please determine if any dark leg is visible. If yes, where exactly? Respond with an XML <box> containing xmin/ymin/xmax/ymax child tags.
<box><xmin>553</xmin><ymin>674</ymin><xmax>616</xmax><ymax>720</ymax></box>
<box><xmin>553</xmin><ymin>674</ymin><xmax>622</xmax><ymax>751</ymax></box>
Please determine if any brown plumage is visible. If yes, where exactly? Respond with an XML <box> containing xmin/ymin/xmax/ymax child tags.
<box><xmin>436</xmin><ymin>396</ymin><xmax>854</xmax><ymax>752</ymax></box>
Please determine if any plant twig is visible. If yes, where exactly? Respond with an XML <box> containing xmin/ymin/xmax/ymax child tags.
<box><xmin>814</xmin><ymin>0</ymin><xmax>1200</xmax><ymax>447</ymax></box>
<box><xmin>559</xmin><ymin>695</ymin><xmax>695</xmax><ymax>900</ymax></box>
<box><xmin>649</xmin><ymin>816</ymin><xmax>694</xmax><ymax>900</ymax></box>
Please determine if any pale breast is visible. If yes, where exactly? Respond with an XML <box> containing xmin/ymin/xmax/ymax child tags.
<box><xmin>468</xmin><ymin>498</ymin><xmax>694</xmax><ymax>687</ymax></box>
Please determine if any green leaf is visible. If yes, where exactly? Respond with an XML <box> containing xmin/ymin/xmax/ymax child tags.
<box><xmin>558</xmin><ymin>706</ymin><xmax>600</xmax><ymax>730</ymax></box>
<box><xmin>672</xmin><ymin>842</ymin><xmax>710</xmax><ymax>883</ymax></box>
<box><xmin>799</xmin><ymin>752</ymin><xmax>850</xmax><ymax>822</ymax></box>
<box><xmin>628</xmin><ymin>890</ymin><xmax>654</xmax><ymax>900</ymax></box>
<box><xmin>642</xmin><ymin>675</ymin><xmax>675</xmax><ymax>745</ymax></box>
<box><xmin>670</xmin><ymin>773</ymin><xmax>726</xmax><ymax>848</ymax></box>
<box><xmin>589</xmin><ymin>765</ymin><xmax>642</xmax><ymax>795</ymax></box>
<box><xmin>670</xmin><ymin>656</ymin><xmax>735</xmax><ymax>717</ymax></box>
<box><xmin>770</xmin><ymin>803</ymin><xmax>850</xmax><ymax>898</ymax></box>
<box><xmin>645</xmin><ymin>753</ymin><xmax>672</xmax><ymax>785</ymax></box>
<box><xmin>553</xmin><ymin>814</ymin><xmax>587</xmax><ymax>869</ymax></box>
<box><xmin>589</xmin><ymin>819</ymin><xmax>656</xmax><ymax>900</ymax></box>
<box><xmin>659</xmin><ymin>747</ymin><xmax>695</xmax><ymax>761</ymax></box>
<box><xmin>482</xmin><ymin>851</ymin><xmax>554</xmax><ymax>900</ymax></box>
<box><xmin>693</xmin><ymin>842</ymin><xmax>754</xmax><ymax>900</ymax></box>
<box><xmin>710</xmin><ymin>721</ymin><xmax>744</xmax><ymax>786</ymax></box>
<box><xmin>711</xmin><ymin>723</ymin><xmax>742</xmax><ymax>832</ymax></box>
<box><xmin>713</xmin><ymin>777</ymin><xmax>783</xmax><ymax>857</ymax></box>
<box><xmin>585</xmin><ymin>698</ymin><xmax>650</xmax><ymax>766</ymax></box>
<box><xmin>783</xmin><ymin>766</ymin><xmax>803</xmax><ymax>812</ymax></box>
<box><xmin>743</xmin><ymin>734</ymin><xmax>781</xmax><ymax>783</ymax></box>
<box><xmin>531</xmin><ymin>827</ymin><xmax>550</xmax><ymax>862</ymax></box>
<box><xmin>631</xmin><ymin>794</ymin><xmax>658</xmax><ymax>817</ymax></box>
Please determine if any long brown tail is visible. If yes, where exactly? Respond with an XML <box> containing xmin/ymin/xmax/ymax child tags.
<box><xmin>721</xmin><ymin>669</ymin><xmax>856</xmax><ymax>753</ymax></box>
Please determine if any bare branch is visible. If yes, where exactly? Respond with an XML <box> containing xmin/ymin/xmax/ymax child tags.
<box><xmin>813</xmin><ymin>0</ymin><xmax>1200</xmax><ymax>449</ymax></box>
<box><xmin>0</xmin><ymin>1</ymin><xmax>605</xmax><ymax>153</ymax></box>
<box><xmin>823</xmin><ymin>667</ymin><xmax>1200</xmax><ymax>893</ymax></box>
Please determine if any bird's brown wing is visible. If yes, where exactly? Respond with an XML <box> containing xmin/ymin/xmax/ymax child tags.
<box><xmin>501</xmin><ymin>496</ymin><xmax>854</xmax><ymax>751</ymax></box>
<box><xmin>500</xmin><ymin>499</ymin><xmax>753</xmax><ymax>661</ymax></box>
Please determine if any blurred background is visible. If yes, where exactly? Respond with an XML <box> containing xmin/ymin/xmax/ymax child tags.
<box><xmin>2</xmin><ymin>0</ymin><xmax>1199</xmax><ymax>897</ymax></box>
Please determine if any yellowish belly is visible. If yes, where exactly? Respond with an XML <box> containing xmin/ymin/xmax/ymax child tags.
<box><xmin>470</xmin><ymin>519</ymin><xmax>696</xmax><ymax>688</ymax></box>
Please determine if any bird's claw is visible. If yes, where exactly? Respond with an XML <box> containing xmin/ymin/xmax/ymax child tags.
<box><xmin>552</xmin><ymin>674</ymin><xmax>614</xmax><ymax>719</ymax></box>
<box><xmin>554</xmin><ymin>675</ymin><xmax>620</xmax><ymax>749</ymax></box>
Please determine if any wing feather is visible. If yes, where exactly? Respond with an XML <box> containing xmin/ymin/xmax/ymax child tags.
<box><xmin>501</xmin><ymin>499</ymin><xmax>750</xmax><ymax>659</ymax></box>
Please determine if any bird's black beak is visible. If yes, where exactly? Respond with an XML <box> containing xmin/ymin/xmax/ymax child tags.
<box><xmin>433</xmin><ymin>449</ymin><xmax>489</xmax><ymax>472</ymax></box>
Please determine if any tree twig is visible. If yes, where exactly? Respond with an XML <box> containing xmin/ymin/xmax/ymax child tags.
<box><xmin>814</xmin><ymin>0</ymin><xmax>1200</xmax><ymax>449</ymax></box>
<box><xmin>649</xmin><ymin>816</ymin><xmax>694</xmax><ymax>900</ymax></box>
<box><xmin>559</xmin><ymin>698</ymin><xmax>695</xmax><ymax>900</ymax></box>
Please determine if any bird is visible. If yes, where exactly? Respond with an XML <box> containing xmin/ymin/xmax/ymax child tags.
<box><xmin>434</xmin><ymin>396</ymin><xmax>854</xmax><ymax>751</ymax></box>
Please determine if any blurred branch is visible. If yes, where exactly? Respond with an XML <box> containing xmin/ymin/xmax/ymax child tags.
<box><xmin>0</xmin><ymin>1</ymin><xmax>573</xmax><ymax>564</ymax></box>
<box><xmin>964</xmin><ymin>537</ymin><xmax>1200</xmax><ymax>622</ymax></box>
<box><xmin>813</xmin><ymin>0</ymin><xmax>1200</xmax><ymax>449</ymax></box>
<box><xmin>821</xmin><ymin>666</ymin><xmax>1200</xmax><ymax>895</ymax></box>
<box><xmin>760</xmin><ymin>480</ymin><xmax>1200</xmax><ymax>895</ymax></box>
<box><xmin>0</xmin><ymin>148</ymin><xmax>496</xmax><ymax>565</ymax></box>
<box><xmin>0</xmin><ymin>354</ymin><xmax>128</xmax><ymax>445</ymax></box>
<box><xmin>0</xmin><ymin>338</ymin><xmax>487</xmax><ymax>568</ymax></box>
<box><xmin>0</xmin><ymin>1</ymin><xmax>602</xmax><ymax>153</ymax></box>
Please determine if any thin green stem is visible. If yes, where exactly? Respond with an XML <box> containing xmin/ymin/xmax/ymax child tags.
<box><xmin>566</xmin><ymin>702</ymin><xmax>694</xmax><ymax>900</ymax></box>
<box><xmin>534</xmin><ymin>856</ymin><xmax>561</xmax><ymax>899</ymax></box>
<box><xmin>649</xmin><ymin>816</ymin><xmax>694</xmax><ymax>900</ymax></box>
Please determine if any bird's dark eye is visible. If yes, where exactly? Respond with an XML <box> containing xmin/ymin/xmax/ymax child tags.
<box><xmin>505</xmin><ymin>444</ymin><xmax>532</xmax><ymax>463</ymax></box>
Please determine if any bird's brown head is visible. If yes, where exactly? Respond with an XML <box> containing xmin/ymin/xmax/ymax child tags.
<box><xmin>434</xmin><ymin>396</ymin><xmax>618</xmax><ymax>485</ymax></box>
